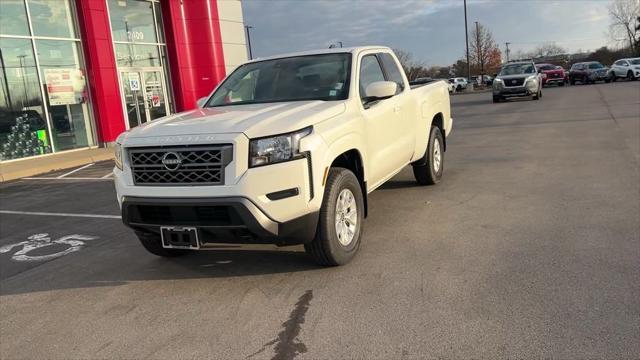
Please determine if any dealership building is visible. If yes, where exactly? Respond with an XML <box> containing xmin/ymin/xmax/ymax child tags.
<box><xmin>0</xmin><ymin>0</ymin><xmax>247</xmax><ymax>161</ymax></box>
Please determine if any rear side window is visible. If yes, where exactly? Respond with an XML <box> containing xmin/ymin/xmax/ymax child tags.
<box><xmin>379</xmin><ymin>53</ymin><xmax>405</xmax><ymax>93</ymax></box>
<box><xmin>359</xmin><ymin>55</ymin><xmax>385</xmax><ymax>101</ymax></box>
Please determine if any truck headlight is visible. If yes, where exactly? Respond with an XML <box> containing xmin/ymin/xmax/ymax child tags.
<box><xmin>493</xmin><ymin>78</ymin><xmax>503</xmax><ymax>88</ymax></box>
<box><xmin>114</xmin><ymin>142</ymin><xmax>123</xmax><ymax>170</ymax></box>
<box><xmin>249</xmin><ymin>127</ymin><xmax>312</xmax><ymax>167</ymax></box>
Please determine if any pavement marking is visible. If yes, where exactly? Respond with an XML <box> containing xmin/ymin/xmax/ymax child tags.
<box><xmin>56</xmin><ymin>163</ymin><xmax>94</xmax><ymax>178</ymax></box>
<box><xmin>0</xmin><ymin>210</ymin><xmax>121</xmax><ymax>219</ymax></box>
<box><xmin>21</xmin><ymin>177</ymin><xmax>112</xmax><ymax>181</ymax></box>
<box><xmin>101</xmin><ymin>172</ymin><xmax>114</xmax><ymax>179</ymax></box>
<box><xmin>0</xmin><ymin>233</ymin><xmax>98</xmax><ymax>262</ymax></box>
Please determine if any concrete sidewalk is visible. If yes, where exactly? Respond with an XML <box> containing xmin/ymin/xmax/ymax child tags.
<box><xmin>0</xmin><ymin>147</ymin><xmax>114</xmax><ymax>182</ymax></box>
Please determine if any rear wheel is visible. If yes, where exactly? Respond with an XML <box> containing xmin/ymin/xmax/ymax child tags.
<box><xmin>304</xmin><ymin>168</ymin><xmax>364</xmax><ymax>266</ymax></box>
<box><xmin>570</xmin><ymin>77</ymin><xmax>575</xmax><ymax>85</ymax></box>
<box><xmin>136</xmin><ymin>231</ymin><xmax>188</xmax><ymax>257</ymax></box>
<box><xmin>413</xmin><ymin>126</ymin><xmax>444</xmax><ymax>185</ymax></box>
<box><xmin>492</xmin><ymin>95</ymin><xmax>501</xmax><ymax>103</ymax></box>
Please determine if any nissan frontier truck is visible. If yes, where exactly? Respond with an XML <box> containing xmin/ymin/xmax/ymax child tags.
<box><xmin>113</xmin><ymin>46</ymin><xmax>453</xmax><ymax>266</ymax></box>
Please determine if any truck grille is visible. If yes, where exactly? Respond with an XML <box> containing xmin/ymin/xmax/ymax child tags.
<box><xmin>504</xmin><ymin>78</ymin><xmax>525</xmax><ymax>86</ymax></box>
<box><xmin>128</xmin><ymin>145</ymin><xmax>233</xmax><ymax>186</ymax></box>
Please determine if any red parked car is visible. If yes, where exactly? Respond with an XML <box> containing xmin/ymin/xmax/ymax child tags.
<box><xmin>535</xmin><ymin>63</ymin><xmax>568</xmax><ymax>87</ymax></box>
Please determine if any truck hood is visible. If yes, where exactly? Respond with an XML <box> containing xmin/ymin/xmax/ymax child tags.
<box><xmin>124</xmin><ymin>100</ymin><xmax>346</xmax><ymax>139</ymax></box>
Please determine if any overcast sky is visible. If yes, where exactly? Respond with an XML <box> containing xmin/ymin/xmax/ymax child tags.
<box><xmin>242</xmin><ymin>0</ymin><xmax>612</xmax><ymax>66</ymax></box>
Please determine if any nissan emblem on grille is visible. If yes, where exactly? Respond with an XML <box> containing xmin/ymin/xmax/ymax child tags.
<box><xmin>161</xmin><ymin>152</ymin><xmax>182</xmax><ymax>171</ymax></box>
<box><xmin>511</xmin><ymin>80</ymin><xmax>517</xmax><ymax>85</ymax></box>
<box><xmin>129</xmin><ymin>145</ymin><xmax>233</xmax><ymax>186</ymax></box>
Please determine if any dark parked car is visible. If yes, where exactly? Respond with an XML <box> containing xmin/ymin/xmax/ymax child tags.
<box><xmin>535</xmin><ymin>63</ymin><xmax>568</xmax><ymax>87</ymax></box>
<box><xmin>569</xmin><ymin>62</ymin><xmax>610</xmax><ymax>85</ymax></box>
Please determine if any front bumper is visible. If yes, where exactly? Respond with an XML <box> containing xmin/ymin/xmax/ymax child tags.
<box><xmin>121</xmin><ymin>196</ymin><xmax>319</xmax><ymax>245</ymax></box>
<box><xmin>493</xmin><ymin>86</ymin><xmax>533</xmax><ymax>97</ymax></box>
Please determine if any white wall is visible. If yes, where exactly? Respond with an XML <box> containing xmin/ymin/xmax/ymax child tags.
<box><xmin>217</xmin><ymin>0</ymin><xmax>248</xmax><ymax>75</ymax></box>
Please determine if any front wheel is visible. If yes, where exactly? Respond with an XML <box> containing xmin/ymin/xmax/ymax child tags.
<box><xmin>304</xmin><ymin>168</ymin><xmax>364</xmax><ymax>266</ymax></box>
<box><xmin>492</xmin><ymin>95</ymin><xmax>501</xmax><ymax>103</ymax></box>
<box><xmin>628</xmin><ymin>71</ymin><xmax>635</xmax><ymax>81</ymax></box>
<box><xmin>413</xmin><ymin>126</ymin><xmax>444</xmax><ymax>185</ymax></box>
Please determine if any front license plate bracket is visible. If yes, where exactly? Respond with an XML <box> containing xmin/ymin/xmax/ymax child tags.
<box><xmin>160</xmin><ymin>226</ymin><xmax>200</xmax><ymax>249</ymax></box>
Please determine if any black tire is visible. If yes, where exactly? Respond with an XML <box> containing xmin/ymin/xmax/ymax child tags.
<box><xmin>583</xmin><ymin>75</ymin><xmax>589</xmax><ymax>84</ymax></box>
<box><xmin>605</xmin><ymin>78</ymin><xmax>610</xmax><ymax>83</ymax></box>
<box><xmin>413</xmin><ymin>126</ymin><xmax>444</xmax><ymax>185</ymax></box>
<box><xmin>627</xmin><ymin>71</ymin><xmax>634</xmax><ymax>81</ymax></box>
<box><xmin>610</xmin><ymin>73</ymin><xmax>617</xmax><ymax>82</ymax></box>
<box><xmin>533</xmin><ymin>89</ymin><xmax>541</xmax><ymax>100</ymax></box>
<box><xmin>136</xmin><ymin>231</ymin><xmax>188</xmax><ymax>257</ymax></box>
<box><xmin>570</xmin><ymin>77</ymin><xmax>575</xmax><ymax>85</ymax></box>
<box><xmin>304</xmin><ymin>168</ymin><xmax>364</xmax><ymax>266</ymax></box>
<box><xmin>559</xmin><ymin>81</ymin><xmax>565</xmax><ymax>86</ymax></box>
<box><xmin>492</xmin><ymin>95</ymin><xmax>500</xmax><ymax>103</ymax></box>
<box><xmin>456</xmin><ymin>84</ymin><xmax>462</xmax><ymax>91</ymax></box>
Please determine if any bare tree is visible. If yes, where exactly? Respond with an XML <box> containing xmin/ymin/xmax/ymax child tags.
<box><xmin>608</xmin><ymin>0</ymin><xmax>640</xmax><ymax>52</ymax></box>
<box><xmin>469</xmin><ymin>23</ymin><xmax>500</xmax><ymax>82</ymax></box>
<box><xmin>531</xmin><ymin>43</ymin><xmax>567</xmax><ymax>58</ymax></box>
<box><xmin>392</xmin><ymin>48</ymin><xmax>427</xmax><ymax>80</ymax></box>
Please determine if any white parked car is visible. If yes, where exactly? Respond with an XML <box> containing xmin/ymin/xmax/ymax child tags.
<box><xmin>609</xmin><ymin>57</ymin><xmax>640</xmax><ymax>81</ymax></box>
<box><xmin>448</xmin><ymin>77</ymin><xmax>468</xmax><ymax>91</ymax></box>
<box><xmin>113</xmin><ymin>46</ymin><xmax>453</xmax><ymax>266</ymax></box>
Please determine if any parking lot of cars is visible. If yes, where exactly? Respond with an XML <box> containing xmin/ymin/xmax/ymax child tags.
<box><xmin>0</xmin><ymin>81</ymin><xmax>638</xmax><ymax>358</ymax></box>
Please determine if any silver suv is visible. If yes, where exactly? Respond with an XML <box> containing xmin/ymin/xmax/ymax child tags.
<box><xmin>492</xmin><ymin>61</ymin><xmax>542</xmax><ymax>103</ymax></box>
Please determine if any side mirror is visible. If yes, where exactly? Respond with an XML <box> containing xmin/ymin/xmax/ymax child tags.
<box><xmin>364</xmin><ymin>81</ymin><xmax>397</xmax><ymax>103</ymax></box>
<box><xmin>196</xmin><ymin>96</ymin><xmax>208</xmax><ymax>108</ymax></box>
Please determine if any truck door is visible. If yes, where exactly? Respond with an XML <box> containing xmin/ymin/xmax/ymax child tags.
<box><xmin>358</xmin><ymin>54</ymin><xmax>405</xmax><ymax>186</ymax></box>
<box><xmin>378</xmin><ymin>52</ymin><xmax>415</xmax><ymax>161</ymax></box>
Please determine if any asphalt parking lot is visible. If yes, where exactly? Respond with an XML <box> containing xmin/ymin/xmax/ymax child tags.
<box><xmin>1</xmin><ymin>81</ymin><xmax>639</xmax><ymax>359</ymax></box>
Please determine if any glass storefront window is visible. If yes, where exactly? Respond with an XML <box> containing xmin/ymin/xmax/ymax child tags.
<box><xmin>0</xmin><ymin>38</ymin><xmax>51</xmax><ymax>160</ymax></box>
<box><xmin>108</xmin><ymin>0</ymin><xmax>158</xmax><ymax>43</ymax></box>
<box><xmin>0</xmin><ymin>0</ymin><xmax>95</xmax><ymax>161</ymax></box>
<box><xmin>36</xmin><ymin>40</ymin><xmax>92</xmax><ymax>151</ymax></box>
<box><xmin>29</xmin><ymin>0</ymin><xmax>77</xmax><ymax>39</ymax></box>
<box><xmin>115</xmin><ymin>43</ymin><xmax>161</xmax><ymax>67</ymax></box>
<box><xmin>0</xmin><ymin>0</ymin><xmax>29</xmax><ymax>36</ymax></box>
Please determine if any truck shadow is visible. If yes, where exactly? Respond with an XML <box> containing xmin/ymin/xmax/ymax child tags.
<box><xmin>0</xmin><ymin>246</ymin><xmax>324</xmax><ymax>296</ymax></box>
<box><xmin>378</xmin><ymin>179</ymin><xmax>419</xmax><ymax>190</ymax></box>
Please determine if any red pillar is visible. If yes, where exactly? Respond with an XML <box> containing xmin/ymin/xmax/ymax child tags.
<box><xmin>75</xmin><ymin>0</ymin><xmax>125</xmax><ymax>143</ymax></box>
<box><xmin>162</xmin><ymin>0</ymin><xmax>226</xmax><ymax>112</ymax></box>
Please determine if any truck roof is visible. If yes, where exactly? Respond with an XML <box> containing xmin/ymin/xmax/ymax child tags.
<box><xmin>246</xmin><ymin>46</ymin><xmax>390</xmax><ymax>63</ymax></box>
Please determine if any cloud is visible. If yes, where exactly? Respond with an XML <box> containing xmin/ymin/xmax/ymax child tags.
<box><xmin>243</xmin><ymin>0</ymin><xmax>612</xmax><ymax>66</ymax></box>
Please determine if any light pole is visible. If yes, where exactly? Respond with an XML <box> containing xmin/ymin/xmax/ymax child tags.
<box><xmin>464</xmin><ymin>0</ymin><xmax>470</xmax><ymax>83</ymax></box>
<box><xmin>17</xmin><ymin>55</ymin><xmax>28</xmax><ymax>108</ymax></box>
<box><xmin>245</xmin><ymin>25</ymin><xmax>253</xmax><ymax>60</ymax></box>
<box><xmin>505</xmin><ymin>42</ymin><xmax>511</xmax><ymax>62</ymax></box>
<box><xmin>0</xmin><ymin>49</ymin><xmax>14</xmax><ymax>112</ymax></box>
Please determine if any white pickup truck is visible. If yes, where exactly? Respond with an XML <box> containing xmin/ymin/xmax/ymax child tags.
<box><xmin>113</xmin><ymin>46</ymin><xmax>452</xmax><ymax>266</ymax></box>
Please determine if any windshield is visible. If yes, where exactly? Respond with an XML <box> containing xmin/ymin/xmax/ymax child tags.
<box><xmin>630</xmin><ymin>59</ymin><xmax>640</xmax><ymax>65</ymax></box>
<box><xmin>500</xmin><ymin>63</ymin><xmax>535</xmax><ymax>75</ymax></box>
<box><xmin>206</xmin><ymin>53</ymin><xmax>351</xmax><ymax>107</ymax></box>
<box><xmin>588</xmin><ymin>63</ymin><xmax>604</xmax><ymax>69</ymax></box>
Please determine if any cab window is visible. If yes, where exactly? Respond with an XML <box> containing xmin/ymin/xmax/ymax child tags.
<box><xmin>379</xmin><ymin>53</ymin><xmax>405</xmax><ymax>93</ymax></box>
<box><xmin>359</xmin><ymin>55</ymin><xmax>385</xmax><ymax>102</ymax></box>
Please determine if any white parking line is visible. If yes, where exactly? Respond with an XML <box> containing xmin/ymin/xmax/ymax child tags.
<box><xmin>101</xmin><ymin>172</ymin><xmax>114</xmax><ymax>179</ymax></box>
<box><xmin>0</xmin><ymin>210</ymin><xmax>121</xmax><ymax>219</ymax></box>
<box><xmin>56</xmin><ymin>163</ymin><xmax>94</xmax><ymax>178</ymax></box>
